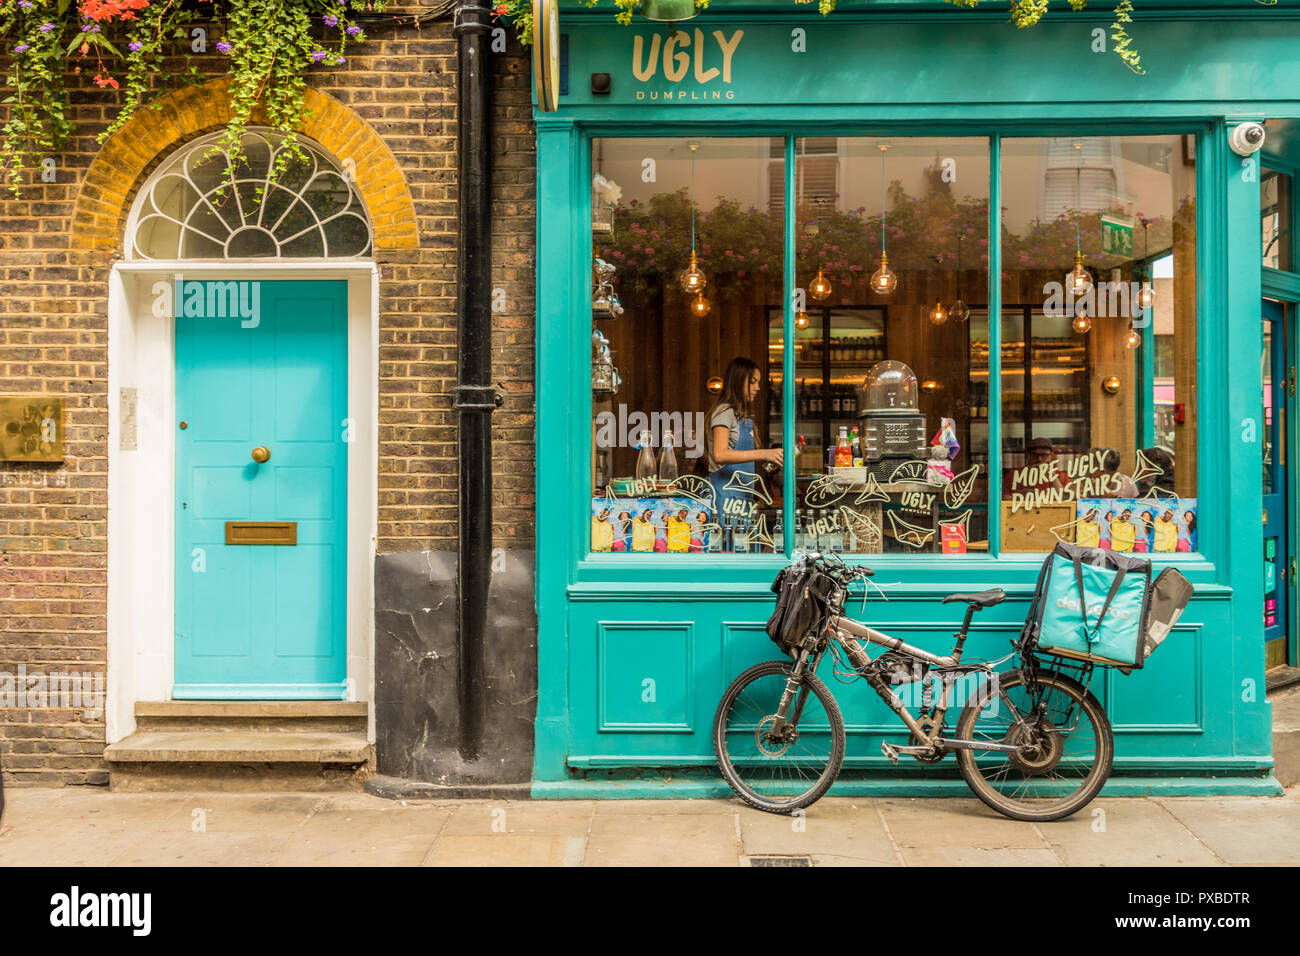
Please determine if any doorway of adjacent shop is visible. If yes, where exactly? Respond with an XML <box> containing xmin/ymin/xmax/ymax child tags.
<box><xmin>1263</xmin><ymin>298</ymin><xmax>1296</xmax><ymax>671</ymax></box>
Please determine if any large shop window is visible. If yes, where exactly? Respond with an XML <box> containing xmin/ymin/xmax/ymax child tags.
<box><xmin>587</xmin><ymin>133</ymin><xmax>1198</xmax><ymax>558</ymax></box>
<box><xmin>590</xmin><ymin>137</ymin><xmax>784</xmax><ymax>554</ymax></box>
<box><xmin>998</xmin><ymin>136</ymin><xmax>1198</xmax><ymax>555</ymax></box>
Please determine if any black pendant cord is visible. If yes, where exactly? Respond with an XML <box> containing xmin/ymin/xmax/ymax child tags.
<box><xmin>451</xmin><ymin>0</ymin><xmax>500</xmax><ymax>762</ymax></box>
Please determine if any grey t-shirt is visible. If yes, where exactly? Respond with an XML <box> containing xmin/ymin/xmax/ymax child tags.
<box><xmin>705</xmin><ymin>403</ymin><xmax>741</xmax><ymax>474</ymax></box>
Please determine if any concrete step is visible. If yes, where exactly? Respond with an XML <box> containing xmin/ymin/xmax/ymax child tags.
<box><xmin>133</xmin><ymin>700</ymin><xmax>367</xmax><ymax>734</ymax></box>
<box><xmin>107</xmin><ymin>709</ymin><xmax>373</xmax><ymax>792</ymax></box>
<box><xmin>1271</xmin><ymin>685</ymin><xmax>1300</xmax><ymax>787</ymax></box>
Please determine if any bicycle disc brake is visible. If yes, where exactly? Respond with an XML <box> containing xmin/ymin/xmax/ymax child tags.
<box><xmin>755</xmin><ymin>715</ymin><xmax>795</xmax><ymax>757</ymax></box>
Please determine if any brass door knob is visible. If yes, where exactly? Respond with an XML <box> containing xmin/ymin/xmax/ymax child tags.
<box><xmin>251</xmin><ymin>446</ymin><xmax>271</xmax><ymax>463</ymax></box>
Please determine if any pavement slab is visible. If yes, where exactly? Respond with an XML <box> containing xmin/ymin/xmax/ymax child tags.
<box><xmin>738</xmin><ymin>799</ymin><xmax>900</xmax><ymax>865</ymax></box>
<box><xmin>1153</xmin><ymin>796</ymin><xmax>1300</xmax><ymax>865</ymax></box>
<box><xmin>877</xmin><ymin>797</ymin><xmax>1051</xmax><ymax>849</ymax></box>
<box><xmin>271</xmin><ymin>808</ymin><xmax>450</xmax><ymax>866</ymax></box>
<box><xmin>585</xmin><ymin>812</ymin><xmax>741</xmax><ymax>866</ymax></box>
<box><xmin>1039</xmin><ymin>798</ymin><xmax>1224</xmax><ymax>866</ymax></box>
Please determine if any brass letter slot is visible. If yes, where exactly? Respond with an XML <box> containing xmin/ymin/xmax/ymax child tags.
<box><xmin>225</xmin><ymin>521</ymin><xmax>297</xmax><ymax>546</ymax></box>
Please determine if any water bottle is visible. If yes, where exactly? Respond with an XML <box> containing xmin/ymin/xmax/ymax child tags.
<box><xmin>734</xmin><ymin>517</ymin><xmax>750</xmax><ymax>553</ymax></box>
<box><xmin>773</xmin><ymin>513</ymin><xmax>784</xmax><ymax>553</ymax></box>
<box><xmin>658</xmin><ymin>430</ymin><xmax>679</xmax><ymax>483</ymax></box>
<box><xmin>635</xmin><ymin>430</ymin><xmax>657</xmax><ymax>483</ymax></box>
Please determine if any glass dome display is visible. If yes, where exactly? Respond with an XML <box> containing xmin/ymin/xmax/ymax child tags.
<box><xmin>860</xmin><ymin>360</ymin><xmax>919</xmax><ymax>413</ymax></box>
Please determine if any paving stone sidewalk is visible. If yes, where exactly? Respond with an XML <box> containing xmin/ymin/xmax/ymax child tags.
<box><xmin>1</xmin><ymin>787</ymin><xmax>1298</xmax><ymax>866</ymax></box>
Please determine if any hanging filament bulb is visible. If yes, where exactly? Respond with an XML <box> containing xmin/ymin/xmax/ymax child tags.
<box><xmin>1138</xmin><ymin>280</ymin><xmax>1154</xmax><ymax>311</ymax></box>
<box><xmin>929</xmin><ymin>298</ymin><xmax>948</xmax><ymax>326</ymax></box>
<box><xmin>690</xmin><ymin>291</ymin><xmax>711</xmax><ymax>318</ymax></box>
<box><xmin>1125</xmin><ymin>323</ymin><xmax>1141</xmax><ymax>349</ymax></box>
<box><xmin>795</xmin><ymin>310</ymin><xmax>810</xmax><ymax>330</ymax></box>
<box><xmin>871</xmin><ymin>252</ymin><xmax>897</xmax><ymax>295</ymax></box>
<box><xmin>680</xmin><ymin>250</ymin><xmax>707</xmax><ymax>294</ymax></box>
<box><xmin>1068</xmin><ymin>250</ymin><xmax>1092</xmax><ymax>297</ymax></box>
<box><xmin>950</xmin><ymin>297</ymin><xmax>970</xmax><ymax>323</ymax></box>
<box><xmin>809</xmin><ymin>267</ymin><xmax>832</xmax><ymax>301</ymax></box>
<box><xmin>1071</xmin><ymin>307</ymin><xmax>1092</xmax><ymax>334</ymax></box>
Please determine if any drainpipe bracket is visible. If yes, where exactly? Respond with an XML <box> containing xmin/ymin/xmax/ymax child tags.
<box><xmin>452</xmin><ymin>384</ymin><xmax>503</xmax><ymax>411</ymax></box>
<box><xmin>454</xmin><ymin>2</ymin><xmax>494</xmax><ymax>35</ymax></box>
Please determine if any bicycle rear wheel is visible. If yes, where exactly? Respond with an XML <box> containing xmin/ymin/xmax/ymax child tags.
<box><xmin>955</xmin><ymin>667</ymin><xmax>1113</xmax><ymax>822</ymax></box>
<box><xmin>712</xmin><ymin>659</ymin><xmax>845</xmax><ymax>814</ymax></box>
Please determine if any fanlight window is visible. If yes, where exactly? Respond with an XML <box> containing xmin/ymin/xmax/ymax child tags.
<box><xmin>127</xmin><ymin>130</ymin><xmax>372</xmax><ymax>260</ymax></box>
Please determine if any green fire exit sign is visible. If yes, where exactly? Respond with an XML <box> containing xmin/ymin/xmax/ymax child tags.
<box><xmin>1101</xmin><ymin>214</ymin><xmax>1134</xmax><ymax>256</ymax></box>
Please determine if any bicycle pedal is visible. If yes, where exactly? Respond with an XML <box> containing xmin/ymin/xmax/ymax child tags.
<box><xmin>880</xmin><ymin>741</ymin><xmax>900</xmax><ymax>766</ymax></box>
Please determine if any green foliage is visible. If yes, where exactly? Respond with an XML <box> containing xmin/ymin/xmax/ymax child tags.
<box><xmin>0</xmin><ymin>0</ymin><xmax>385</xmax><ymax>194</ymax></box>
<box><xmin>500</xmin><ymin>0</ymin><xmax>1151</xmax><ymax>74</ymax></box>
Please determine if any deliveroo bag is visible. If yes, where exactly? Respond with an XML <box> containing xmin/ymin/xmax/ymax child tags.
<box><xmin>1028</xmin><ymin>543</ymin><xmax>1152</xmax><ymax>668</ymax></box>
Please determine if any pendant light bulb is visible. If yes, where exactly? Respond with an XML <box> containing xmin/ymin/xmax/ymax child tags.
<box><xmin>1138</xmin><ymin>280</ymin><xmax>1154</xmax><ymax>311</ymax></box>
<box><xmin>1068</xmin><ymin>250</ymin><xmax>1092</xmax><ymax>297</ymax></box>
<box><xmin>1071</xmin><ymin>310</ymin><xmax>1093</xmax><ymax>334</ymax></box>
<box><xmin>1125</xmin><ymin>323</ymin><xmax>1141</xmax><ymax>349</ymax></box>
<box><xmin>950</xmin><ymin>297</ymin><xmax>970</xmax><ymax>323</ymax></box>
<box><xmin>680</xmin><ymin>250</ymin><xmax>707</xmax><ymax>294</ymax></box>
<box><xmin>871</xmin><ymin>252</ymin><xmax>897</xmax><ymax>296</ymax></box>
<box><xmin>929</xmin><ymin>298</ymin><xmax>948</xmax><ymax>326</ymax></box>
<box><xmin>795</xmin><ymin>310</ymin><xmax>810</xmax><ymax>330</ymax></box>
<box><xmin>810</xmin><ymin>267</ymin><xmax>832</xmax><ymax>301</ymax></box>
<box><xmin>690</xmin><ymin>291</ymin><xmax>711</xmax><ymax>318</ymax></box>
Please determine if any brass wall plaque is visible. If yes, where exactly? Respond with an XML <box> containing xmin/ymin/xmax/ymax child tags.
<box><xmin>0</xmin><ymin>396</ymin><xmax>64</xmax><ymax>462</ymax></box>
<box><xmin>225</xmin><ymin>521</ymin><xmax>297</xmax><ymax>545</ymax></box>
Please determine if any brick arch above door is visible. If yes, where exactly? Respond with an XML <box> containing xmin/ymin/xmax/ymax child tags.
<box><xmin>69</xmin><ymin>78</ymin><xmax>418</xmax><ymax>253</ymax></box>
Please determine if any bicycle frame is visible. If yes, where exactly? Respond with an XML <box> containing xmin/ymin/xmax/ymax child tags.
<box><xmin>774</xmin><ymin>600</ymin><xmax>1024</xmax><ymax>759</ymax></box>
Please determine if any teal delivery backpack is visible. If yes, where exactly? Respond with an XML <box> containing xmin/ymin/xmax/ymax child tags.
<box><xmin>1021</xmin><ymin>542</ymin><xmax>1167</xmax><ymax>669</ymax></box>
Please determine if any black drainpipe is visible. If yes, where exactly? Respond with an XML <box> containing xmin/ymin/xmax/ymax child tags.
<box><xmin>451</xmin><ymin>0</ymin><xmax>499</xmax><ymax>761</ymax></box>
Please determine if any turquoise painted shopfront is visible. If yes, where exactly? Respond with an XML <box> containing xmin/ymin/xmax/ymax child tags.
<box><xmin>532</xmin><ymin>1</ymin><xmax>1300</xmax><ymax>797</ymax></box>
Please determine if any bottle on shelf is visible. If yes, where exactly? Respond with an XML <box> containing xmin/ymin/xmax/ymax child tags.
<box><xmin>773</xmin><ymin>512</ymin><xmax>784</xmax><ymax>552</ymax></box>
<box><xmin>835</xmin><ymin>427</ymin><xmax>852</xmax><ymax>467</ymax></box>
<box><xmin>635</xmin><ymin>430</ymin><xmax>657</xmax><ymax>482</ymax></box>
<box><xmin>659</xmin><ymin>430</ymin><xmax>679</xmax><ymax>482</ymax></box>
<box><xmin>733</xmin><ymin>516</ymin><xmax>750</xmax><ymax>553</ymax></box>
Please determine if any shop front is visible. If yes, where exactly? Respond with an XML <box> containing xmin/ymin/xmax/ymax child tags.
<box><xmin>533</xmin><ymin>2</ymin><xmax>1296</xmax><ymax>796</ymax></box>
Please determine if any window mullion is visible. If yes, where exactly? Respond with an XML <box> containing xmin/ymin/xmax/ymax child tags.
<box><xmin>988</xmin><ymin>133</ymin><xmax>1003</xmax><ymax>558</ymax></box>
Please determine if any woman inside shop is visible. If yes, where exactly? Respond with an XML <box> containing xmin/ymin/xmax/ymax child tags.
<box><xmin>705</xmin><ymin>358</ymin><xmax>783</xmax><ymax>524</ymax></box>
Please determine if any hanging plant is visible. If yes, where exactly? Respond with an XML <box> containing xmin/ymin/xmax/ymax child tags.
<box><xmin>0</xmin><ymin>0</ymin><xmax>387</xmax><ymax>194</ymax></box>
<box><xmin>498</xmin><ymin>0</ymin><xmax>1146</xmax><ymax>74</ymax></box>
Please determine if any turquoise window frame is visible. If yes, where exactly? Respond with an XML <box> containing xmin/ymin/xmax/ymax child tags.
<box><xmin>560</xmin><ymin>122</ymin><xmax>1221</xmax><ymax>587</ymax></box>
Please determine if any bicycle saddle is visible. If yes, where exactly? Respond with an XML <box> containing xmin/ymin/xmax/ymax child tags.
<box><xmin>941</xmin><ymin>588</ymin><xmax>1006</xmax><ymax>608</ymax></box>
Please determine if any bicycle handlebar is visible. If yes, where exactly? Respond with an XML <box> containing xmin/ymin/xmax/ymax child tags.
<box><xmin>793</xmin><ymin>549</ymin><xmax>875</xmax><ymax>584</ymax></box>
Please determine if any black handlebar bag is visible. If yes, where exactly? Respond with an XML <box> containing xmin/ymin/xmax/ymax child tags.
<box><xmin>766</xmin><ymin>566</ymin><xmax>836</xmax><ymax>658</ymax></box>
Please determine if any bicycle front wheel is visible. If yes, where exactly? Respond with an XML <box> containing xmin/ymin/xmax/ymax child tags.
<box><xmin>712</xmin><ymin>659</ymin><xmax>845</xmax><ymax>814</ymax></box>
<box><xmin>955</xmin><ymin>667</ymin><xmax>1113</xmax><ymax>822</ymax></box>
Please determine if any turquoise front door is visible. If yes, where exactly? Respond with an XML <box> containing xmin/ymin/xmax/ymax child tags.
<box><xmin>174</xmin><ymin>279</ymin><xmax>348</xmax><ymax>699</ymax></box>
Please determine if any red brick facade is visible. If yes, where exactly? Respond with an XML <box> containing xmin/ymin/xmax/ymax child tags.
<box><xmin>0</xmin><ymin>15</ymin><xmax>536</xmax><ymax>785</ymax></box>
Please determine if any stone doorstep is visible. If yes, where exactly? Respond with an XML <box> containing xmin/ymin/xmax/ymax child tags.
<box><xmin>133</xmin><ymin>701</ymin><xmax>368</xmax><ymax>718</ymax></box>
<box><xmin>104</xmin><ymin>730</ymin><xmax>372</xmax><ymax>764</ymax></box>
<box><xmin>1269</xmin><ymin>686</ymin><xmax>1300</xmax><ymax>788</ymax></box>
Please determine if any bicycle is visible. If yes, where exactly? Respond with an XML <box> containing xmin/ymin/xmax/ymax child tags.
<box><xmin>712</xmin><ymin>550</ymin><xmax>1113</xmax><ymax>822</ymax></box>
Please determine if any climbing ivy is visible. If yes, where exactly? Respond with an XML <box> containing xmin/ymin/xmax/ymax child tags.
<box><xmin>0</xmin><ymin>0</ymin><xmax>385</xmax><ymax>194</ymax></box>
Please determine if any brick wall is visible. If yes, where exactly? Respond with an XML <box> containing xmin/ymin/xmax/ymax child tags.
<box><xmin>0</xmin><ymin>11</ymin><xmax>537</xmax><ymax>785</ymax></box>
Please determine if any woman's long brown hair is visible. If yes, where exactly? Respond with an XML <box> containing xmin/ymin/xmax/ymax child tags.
<box><xmin>707</xmin><ymin>356</ymin><xmax>760</xmax><ymax>426</ymax></box>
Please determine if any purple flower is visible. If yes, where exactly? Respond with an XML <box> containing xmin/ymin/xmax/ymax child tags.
<box><xmin>128</xmin><ymin>40</ymin><xmax>142</xmax><ymax>51</ymax></box>
<box><xmin>310</xmin><ymin>50</ymin><xmax>328</xmax><ymax>61</ymax></box>
<box><xmin>336</xmin><ymin>55</ymin><xmax>346</xmax><ymax>63</ymax></box>
<box><xmin>345</xmin><ymin>24</ymin><xmax>360</xmax><ymax>35</ymax></box>
<box><xmin>13</xmin><ymin>42</ymin><xmax>30</xmax><ymax>53</ymax></box>
<box><xmin>216</xmin><ymin>39</ymin><xmax>232</xmax><ymax>53</ymax></box>
<box><xmin>323</xmin><ymin>13</ymin><xmax>337</xmax><ymax>25</ymax></box>
<box><xmin>40</xmin><ymin>21</ymin><xmax>54</xmax><ymax>31</ymax></box>
<box><xmin>18</xmin><ymin>0</ymin><xmax>33</xmax><ymax>8</ymax></box>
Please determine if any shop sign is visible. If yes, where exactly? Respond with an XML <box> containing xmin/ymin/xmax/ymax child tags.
<box><xmin>630</xmin><ymin>28</ymin><xmax>743</xmax><ymax>100</ymax></box>
<box><xmin>1101</xmin><ymin>214</ymin><xmax>1134</xmax><ymax>256</ymax></box>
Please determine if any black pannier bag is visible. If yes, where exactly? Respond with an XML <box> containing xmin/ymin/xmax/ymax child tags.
<box><xmin>766</xmin><ymin>565</ymin><xmax>836</xmax><ymax>657</ymax></box>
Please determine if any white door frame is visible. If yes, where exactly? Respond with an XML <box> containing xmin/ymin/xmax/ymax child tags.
<box><xmin>106</xmin><ymin>261</ymin><xmax>379</xmax><ymax>743</ymax></box>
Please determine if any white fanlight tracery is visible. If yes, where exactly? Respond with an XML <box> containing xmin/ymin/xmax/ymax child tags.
<box><xmin>126</xmin><ymin>130</ymin><xmax>373</xmax><ymax>260</ymax></box>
